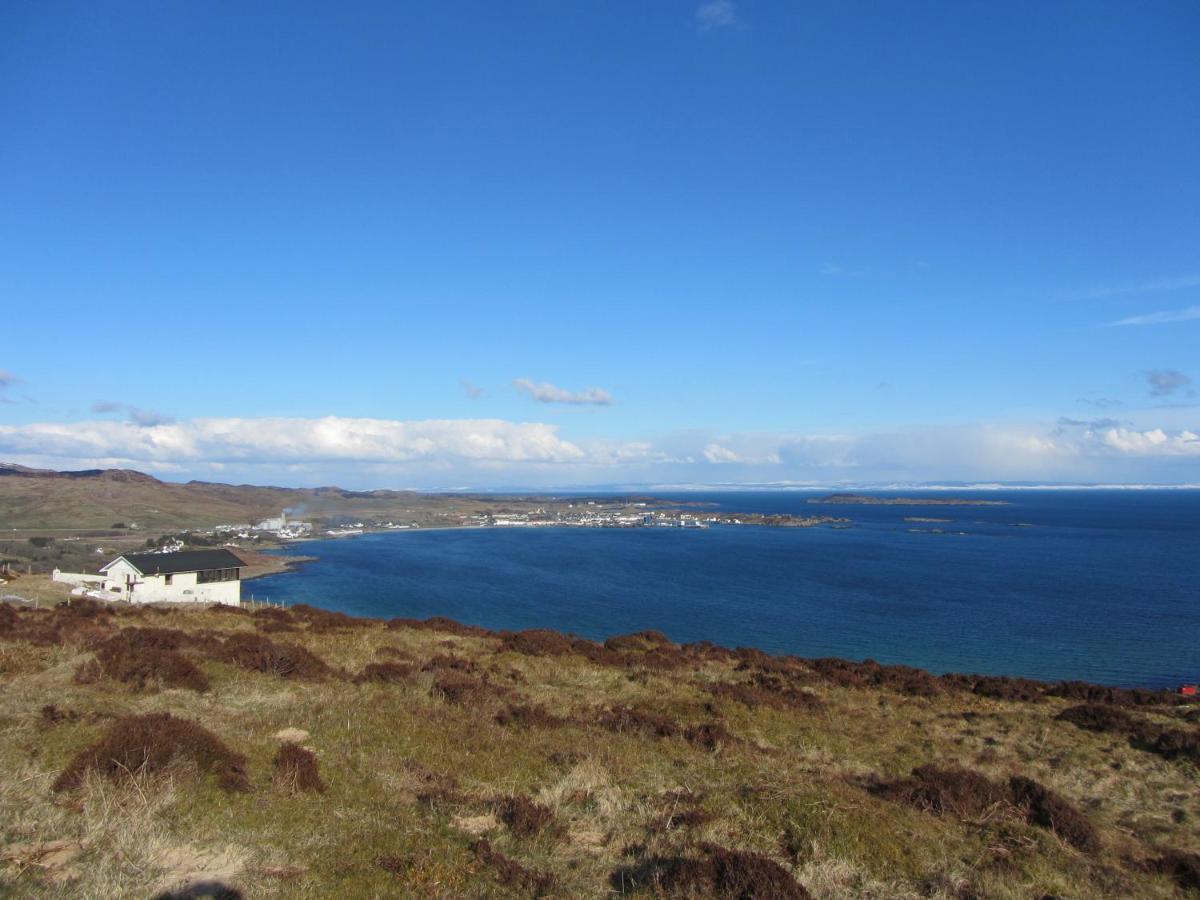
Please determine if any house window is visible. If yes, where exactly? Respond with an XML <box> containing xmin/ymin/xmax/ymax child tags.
<box><xmin>164</xmin><ymin>574</ymin><xmax>173</xmax><ymax>585</ymax></box>
<box><xmin>197</xmin><ymin>567</ymin><xmax>239</xmax><ymax>583</ymax></box>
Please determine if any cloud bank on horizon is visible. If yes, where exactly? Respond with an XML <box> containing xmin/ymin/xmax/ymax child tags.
<box><xmin>0</xmin><ymin>412</ymin><xmax>1195</xmax><ymax>489</ymax></box>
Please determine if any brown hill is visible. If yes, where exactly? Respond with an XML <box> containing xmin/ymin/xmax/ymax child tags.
<box><xmin>0</xmin><ymin>462</ymin><xmax>440</xmax><ymax>531</ymax></box>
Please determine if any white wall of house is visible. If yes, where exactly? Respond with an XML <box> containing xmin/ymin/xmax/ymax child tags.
<box><xmin>100</xmin><ymin>559</ymin><xmax>242</xmax><ymax>606</ymax></box>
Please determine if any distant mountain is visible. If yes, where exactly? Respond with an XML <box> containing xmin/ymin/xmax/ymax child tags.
<box><xmin>0</xmin><ymin>463</ymin><xmax>161</xmax><ymax>483</ymax></box>
<box><xmin>0</xmin><ymin>462</ymin><xmax>439</xmax><ymax>531</ymax></box>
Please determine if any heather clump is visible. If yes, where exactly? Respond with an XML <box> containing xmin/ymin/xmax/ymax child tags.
<box><xmin>612</xmin><ymin>844</ymin><xmax>811</xmax><ymax>898</ymax></box>
<box><xmin>471</xmin><ymin>839</ymin><xmax>558</xmax><ymax>896</ymax></box>
<box><xmin>496</xmin><ymin>794</ymin><xmax>562</xmax><ymax>839</ymax></box>
<box><xmin>273</xmin><ymin>743</ymin><xmax>325</xmax><ymax>793</ymax></box>
<box><xmin>598</xmin><ymin>704</ymin><xmax>680</xmax><ymax>739</ymax></box>
<box><xmin>216</xmin><ymin>632</ymin><xmax>333</xmax><ymax>679</ymax></box>
<box><xmin>494</xmin><ymin>703</ymin><xmax>570</xmax><ymax>728</ymax></box>
<box><xmin>352</xmin><ymin>661</ymin><xmax>415</xmax><ymax>684</ymax></box>
<box><xmin>53</xmin><ymin>712</ymin><xmax>250</xmax><ymax>793</ymax></box>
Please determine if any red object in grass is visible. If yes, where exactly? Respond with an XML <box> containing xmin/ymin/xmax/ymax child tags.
<box><xmin>1180</xmin><ymin>684</ymin><xmax>1198</xmax><ymax>696</ymax></box>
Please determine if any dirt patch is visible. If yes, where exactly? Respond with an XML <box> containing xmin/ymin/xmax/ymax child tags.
<box><xmin>53</xmin><ymin>712</ymin><xmax>251</xmax><ymax>793</ymax></box>
<box><xmin>452</xmin><ymin>813</ymin><xmax>499</xmax><ymax>837</ymax></box>
<box><xmin>149</xmin><ymin>844</ymin><xmax>247</xmax><ymax>900</ymax></box>
<box><xmin>1</xmin><ymin>838</ymin><xmax>87</xmax><ymax>885</ymax></box>
<box><xmin>273</xmin><ymin>744</ymin><xmax>324</xmax><ymax>793</ymax></box>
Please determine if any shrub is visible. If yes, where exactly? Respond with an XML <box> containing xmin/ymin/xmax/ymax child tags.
<box><xmin>1008</xmin><ymin>776</ymin><xmax>1099</xmax><ymax>852</ymax></box>
<box><xmin>494</xmin><ymin>703</ymin><xmax>570</xmax><ymax>729</ymax></box>
<box><xmin>432</xmin><ymin>673</ymin><xmax>499</xmax><ymax>705</ymax></box>
<box><xmin>605</xmin><ymin>630</ymin><xmax>676</xmax><ymax>652</ymax></box>
<box><xmin>870</xmin><ymin>765</ymin><xmax>1009</xmax><ymax>819</ymax></box>
<box><xmin>685</xmin><ymin>721</ymin><xmax>734</xmax><ymax>751</ymax></box>
<box><xmin>649</xmin><ymin>808</ymin><xmax>714</xmax><ymax>834</ymax></box>
<box><xmin>471</xmin><ymin>839</ymin><xmax>557</xmax><ymax>896</ymax></box>
<box><xmin>73</xmin><ymin>658</ymin><xmax>102</xmax><ymax>684</ymax></box>
<box><xmin>217</xmin><ymin>632</ymin><xmax>332</xmax><ymax>679</ymax></box>
<box><xmin>53</xmin><ymin>712</ymin><xmax>250</xmax><ymax>793</ymax></box>
<box><xmin>421</xmin><ymin>653</ymin><xmax>478</xmax><ymax>674</ymax></box>
<box><xmin>500</xmin><ymin>629</ymin><xmax>575</xmax><ymax>656</ymax></box>
<box><xmin>708</xmin><ymin>675</ymin><xmax>824</xmax><ymax>712</ymax></box>
<box><xmin>497</xmin><ymin>795</ymin><xmax>561</xmax><ymax>839</ymax></box>
<box><xmin>273</xmin><ymin>743</ymin><xmax>324</xmax><ymax>793</ymax></box>
<box><xmin>100</xmin><ymin>646</ymin><xmax>210</xmax><ymax>692</ymax></box>
<box><xmin>1145</xmin><ymin>849</ymin><xmax>1200</xmax><ymax>892</ymax></box>
<box><xmin>93</xmin><ymin>629</ymin><xmax>210</xmax><ymax>692</ymax></box>
<box><xmin>611</xmin><ymin>844</ymin><xmax>811</xmax><ymax>898</ymax></box>
<box><xmin>1056</xmin><ymin>704</ymin><xmax>1137</xmax><ymax>734</ymax></box>
<box><xmin>598</xmin><ymin>705</ymin><xmax>680</xmax><ymax>739</ymax></box>
<box><xmin>352</xmin><ymin>661</ymin><xmax>415</xmax><ymax>684</ymax></box>
<box><xmin>403</xmin><ymin>760</ymin><xmax>460</xmax><ymax>807</ymax></box>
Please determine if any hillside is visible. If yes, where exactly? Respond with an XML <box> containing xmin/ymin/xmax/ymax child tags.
<box><xmin>0</xmin><ymin>601</ymin><xmax>1197</xmax><ymax>898</ymax></box>
<box><xmin>0</xmin><ymin>463</ymin><xmax>439</xmax><ymax>532</ymax></box>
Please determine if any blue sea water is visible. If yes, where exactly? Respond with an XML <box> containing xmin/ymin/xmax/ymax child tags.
<box><xmin>248</xmin><ymin>491</ymin><xmax>1199</xmax><ymax>688</ymax></box>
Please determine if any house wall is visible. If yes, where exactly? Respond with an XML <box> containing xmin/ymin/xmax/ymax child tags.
<box><xmin>100</xmin><ymin>560</ymin><xmax>242</xmax><ymax>606</ymax></box>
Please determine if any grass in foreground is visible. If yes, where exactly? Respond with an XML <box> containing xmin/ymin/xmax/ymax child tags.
<box><xmin>0</xmin><ymin>599</ymin><xmax>1197</xmax><ymax>898</ymax></box>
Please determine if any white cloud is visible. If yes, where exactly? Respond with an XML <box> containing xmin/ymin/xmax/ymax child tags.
<box><xmin>460</xmin><ymin>380</ymin><xmax>485</xmax><ymax>399</ymax></box>
<box><xmin>513</xmin><ymin>378</ymin><xmax>614</xmax><ymax>406</ymax></box>
<box><xmin>1098</xmin><ymin>427</ymin><xmax>1200</xmax><ymax>455</ymax></box>
<box><xmin>696</xmin><ymin>0</ymin><xmax>739</xmax><ymax>31</ymax></box>
<box><xmin>1108</xmin><ymin>305</ymin><xmax>1200</xmax><ymax>326</ymax></box>
<box><xmin>1</xmin><ymin>414</ymin><xmax>1196</xmax><ymax>488</ymax></box>
<box><xmin>1077</xmin><ymin>274</ymin><xmax>1200</xmax><ymax>300</ymax></box>
<box><xmin>0</xmin><ymin>417</ymin><xmax>589</xmax><ymax>468</ymax></box>
<box><xmin>703</xmin><ymin>443</ymin><xmax>741</xmax><ymax>463</ymax></box>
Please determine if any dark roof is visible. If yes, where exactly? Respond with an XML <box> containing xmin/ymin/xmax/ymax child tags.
<box><xmin>117</xmin><ymin>549</ymin><xmax>246</xmax><ymax>576</ymax></box>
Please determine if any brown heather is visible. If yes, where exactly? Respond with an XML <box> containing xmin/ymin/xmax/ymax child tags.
<box><xmin>0</xmin><ymin>599</ymin><xmax>1197</xmax><ymax>898</ymax></box>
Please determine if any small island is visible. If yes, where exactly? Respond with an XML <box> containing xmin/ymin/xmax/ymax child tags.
<box><xmin>809</xmin><ymin>493</ymin><xmax>1008</xmax><ymax>507</ymax></box>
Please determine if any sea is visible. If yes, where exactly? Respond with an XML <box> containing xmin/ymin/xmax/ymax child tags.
<box><xmin>247</xmin><ymin>490</ymin><xmax>1199</xmax><ymax>689</ymax></box>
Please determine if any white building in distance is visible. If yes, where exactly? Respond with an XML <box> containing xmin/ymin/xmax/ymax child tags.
<box><xmin>97</xmin><ymin>549</ymin><xmax>245</xmax><ymax>605</ymax></box>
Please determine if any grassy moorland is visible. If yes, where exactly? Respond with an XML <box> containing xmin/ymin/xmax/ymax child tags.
<box><xmin>0</xmin><ymin>600</ymin><xmax>1197</xmax><ymax>899</ymax></box>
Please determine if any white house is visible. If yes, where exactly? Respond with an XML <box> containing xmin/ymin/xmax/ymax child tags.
<box><xmin>97</xmin><ymin>549</ymin><xmax>246</xmax><ymax>606</ymax></box>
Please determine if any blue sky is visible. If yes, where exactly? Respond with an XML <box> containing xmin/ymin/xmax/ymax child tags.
<box><xmin>1</xmin><ymin>1</ymin><xmax>1198</xmax><ymax>487</ymax></box>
